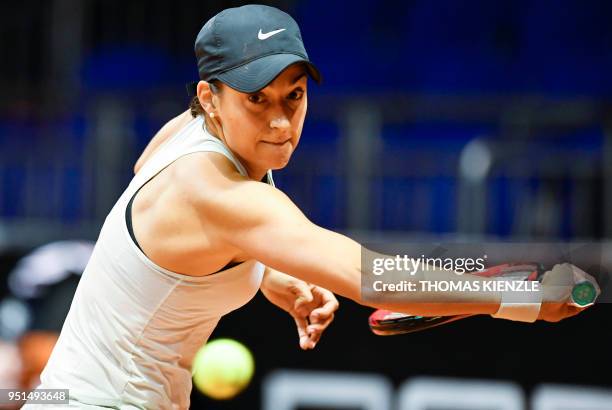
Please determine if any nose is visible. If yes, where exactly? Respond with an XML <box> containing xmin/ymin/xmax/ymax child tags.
<box><xmin>269</xmin><ymin>116</ymin><xmax>291</xmax><ymax>130</ymax></box>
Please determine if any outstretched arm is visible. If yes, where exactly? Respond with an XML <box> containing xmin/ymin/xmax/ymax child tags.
<box><xmin>196</xmin><ymin>168</ymin><xmax>493</xmax><ymax>316</ymax></box>
<box><xmin>193</xmin><ymin>155</ymin><xmax>589</xmax><ymax>322</ymax></box>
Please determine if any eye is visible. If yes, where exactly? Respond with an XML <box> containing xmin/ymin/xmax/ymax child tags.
<box><xmin>247</xmin><ymin>93</ymin><xmax>265</xmax><ymax>104</ymax></box>
<box><xmin>287</xmin><ymin>88</ymin><xmax>304</xmax><ymax>101</ymax></box>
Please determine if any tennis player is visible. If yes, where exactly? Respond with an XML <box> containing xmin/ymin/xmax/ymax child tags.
<box><xmin>25</xmin><ymin>5</ymin><xmax>593</xmax><ymax>409</ymax></box>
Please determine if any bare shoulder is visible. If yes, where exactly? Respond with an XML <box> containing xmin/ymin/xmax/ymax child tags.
<box><xmin>173</xmin><ymin>151</ymin><xmax>304</xmax><ymax>235</ymax></box>
<box><xmin>172</xmin><ymin>150</ymin><xmax>250</xmax><ymax>194</ymax></box>
<box><xmin>175</xmin><ymin>151</ymin><xmax>278</xmax><ymax>205</ymax></box>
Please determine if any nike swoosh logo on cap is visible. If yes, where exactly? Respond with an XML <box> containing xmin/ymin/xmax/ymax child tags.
<box><xmin>258</xmin><ymin>28</ymin><xmax>286</xmax><ymax>40</ymax></box>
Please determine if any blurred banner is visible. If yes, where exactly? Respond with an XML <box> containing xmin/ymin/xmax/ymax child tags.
<box><xmin>2</xmin><ymin>1</ymin><xmax>612</xmax><ymax>409</ymax></box>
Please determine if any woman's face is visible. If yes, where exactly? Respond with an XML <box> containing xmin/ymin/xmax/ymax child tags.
<box><xmin>214</xmin><ymin>63</ymin><xmax>308</xmax><ymax>176</ymax></box>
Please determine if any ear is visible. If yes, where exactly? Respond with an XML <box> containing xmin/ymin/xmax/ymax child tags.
<box><xmin>196</xmin><ymin>81</ymin><xmax>218</xmax><ymax>116</ymax></box>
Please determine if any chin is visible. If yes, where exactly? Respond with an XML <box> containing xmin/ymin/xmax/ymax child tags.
<box><xmin>268</xmin><ymin>160</ymin><xmax>291</xmax><ymax>170</ymax></box>
<box><xmin>266</xmin><ymin>154</ymin><xmax>293</xmax><ymax>170</ymax></box>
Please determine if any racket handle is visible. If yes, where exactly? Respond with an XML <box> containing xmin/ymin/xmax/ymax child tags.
<box><xmin>570</xmin><ymin>280</ymin><xmax>598</xmax><ymax>307</ymax></box>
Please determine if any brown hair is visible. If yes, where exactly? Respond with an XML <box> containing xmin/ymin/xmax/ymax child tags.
<box><xmin>189</xmin><ymin>96</ymin><xmax>205</xmax><ymax>118</ymax></box>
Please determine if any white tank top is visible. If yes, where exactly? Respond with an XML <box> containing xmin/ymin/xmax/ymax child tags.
<box><xmin>37</xmin><ymin>116</ymin><xmax>270</xmax><ymax>409</ymax></box>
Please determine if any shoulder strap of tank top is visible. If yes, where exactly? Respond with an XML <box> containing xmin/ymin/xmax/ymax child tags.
<box><xmin>126</xmin><ymin>116</ymin><xmax>274</xmax><ymax>200</ymax></box>
<box><xmin>265</xmin><ymin>170</ymin><xmax>275</xmax><ymax>187</ymax></box>
<box><xmin>198</xmin><ymin>120</ymin><xmax>250</xmax><ymax>177</ymax></box>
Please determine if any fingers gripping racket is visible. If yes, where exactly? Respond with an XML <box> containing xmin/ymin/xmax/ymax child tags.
<box><xmin>368</xmin><ymin>263</ymin><xmax>598</xmax><ymax>336</ymax></box>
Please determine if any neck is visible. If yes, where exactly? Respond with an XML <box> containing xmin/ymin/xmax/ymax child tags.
<box><xmin>203</xmin><ymin>118</ymin><xmax>268</xmax><ymax>182</ymax></box>
<box><xmin>244</xmin><ymin>165</ymin><xmax>268</xmax><ymax>182</ymax></box>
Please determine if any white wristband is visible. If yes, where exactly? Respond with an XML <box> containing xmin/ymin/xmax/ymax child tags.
<box><xmin>490</xmin><ymin>286</ymin><xmax>543</xmax><ymax>323</ymax></box>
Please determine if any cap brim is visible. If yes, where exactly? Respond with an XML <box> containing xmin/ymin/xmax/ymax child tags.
<box><xmin>215</xmin><ymin>53</ymin><xmax>321</xmax><ymax>93</ymax></box>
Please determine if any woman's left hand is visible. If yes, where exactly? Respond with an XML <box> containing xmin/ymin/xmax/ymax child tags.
<box><xmin>261</xmin><ymin>268</ymin><xmax>339</xmax><ymax>350</ymax></box>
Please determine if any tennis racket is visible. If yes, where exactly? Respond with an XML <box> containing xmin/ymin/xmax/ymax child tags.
<box><xmin>368</xmin><ymin>262</ymin><xmax>598</xmax><ymax>336</ymax></box>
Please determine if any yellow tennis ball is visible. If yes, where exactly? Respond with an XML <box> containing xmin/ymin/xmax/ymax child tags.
<box><xmin>192</xmin><ymin>338</ymin><xmax>255</xmax><ymax>400</ymax></box>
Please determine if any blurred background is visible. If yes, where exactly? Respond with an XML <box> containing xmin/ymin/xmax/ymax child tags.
<box><xmin>1</xmin><ymin>0</ymin><xmax>612</xmax><ymax>409</ymax></box>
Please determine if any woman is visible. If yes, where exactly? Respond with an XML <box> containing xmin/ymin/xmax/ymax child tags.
<box><xmin>27</xmin><ymin>4</ymin><xmax>589</xmax><ymax>410</ymax></box>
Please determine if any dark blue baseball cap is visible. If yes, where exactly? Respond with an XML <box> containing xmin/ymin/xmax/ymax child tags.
<box><xmin>191</xmin><ymin>4</ymin><xmax>321</xmax><ymax>94</ymax></box>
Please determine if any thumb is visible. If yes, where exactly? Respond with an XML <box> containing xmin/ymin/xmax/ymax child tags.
<box><xmin>292</xmin><ymin>281</ymin><xmax>314</xmax><ymax>316</ymax></box>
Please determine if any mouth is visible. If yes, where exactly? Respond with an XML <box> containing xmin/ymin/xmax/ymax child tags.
<box><xmin>262</xmin><ymin>138</ymin><xmax>291</xmax><ymax>146</ymax></box>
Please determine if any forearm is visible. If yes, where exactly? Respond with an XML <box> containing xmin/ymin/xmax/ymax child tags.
<box><xmin>261</xmin><ymin>266</ymin><xmax>303</xmax><ymax>295</ymax></box>
<box><xmin>292</xmin><ymin>230</ymin><xmax>502</xmax><ymax>316</ymax></box>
